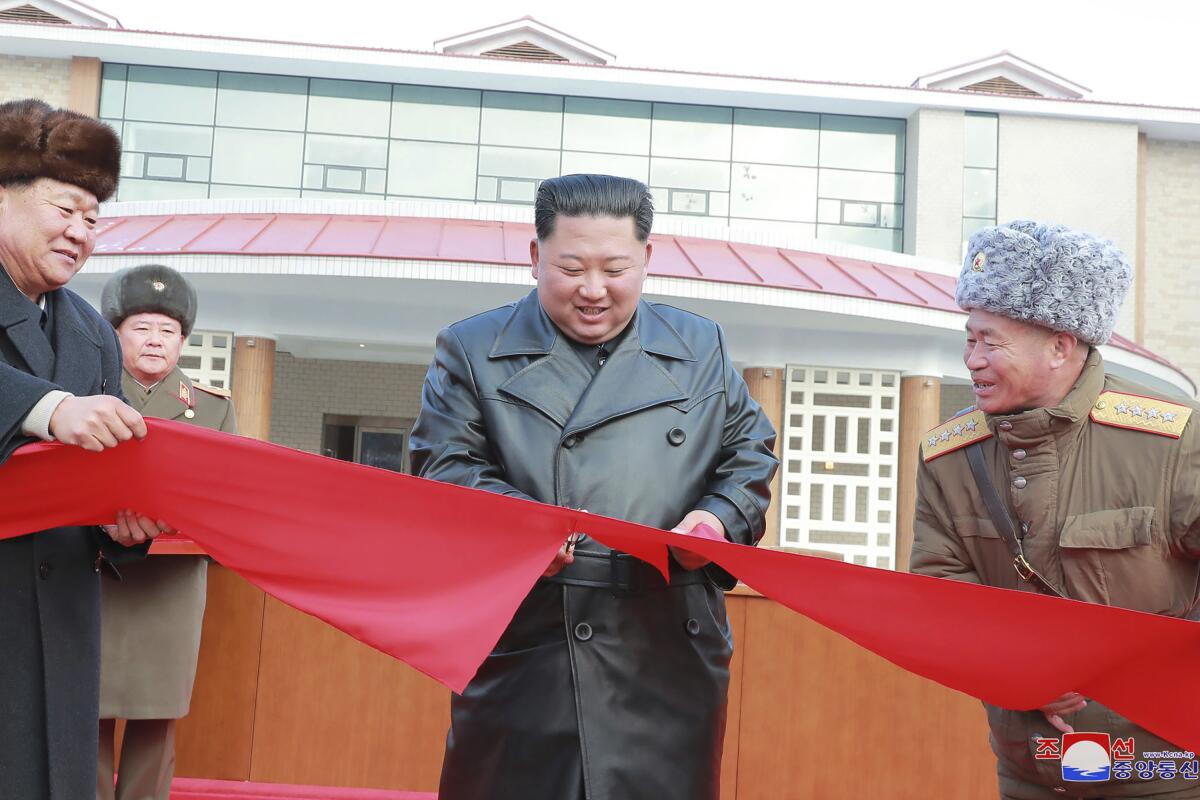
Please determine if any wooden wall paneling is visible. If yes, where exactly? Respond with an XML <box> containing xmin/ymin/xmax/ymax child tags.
<box><xmin>247</xmin><ymin>596</ymin><xmax>450</xmax><ymax>789</ymax></box>
<box><xmin>719</xmin><ymin>593</ymin><xmax>749</xmax><ymax>800</ymax></box>
<box><xmin>176</xmin><ymin>565</ymin><xmax>267</xmax><ymax>779</ymax></box>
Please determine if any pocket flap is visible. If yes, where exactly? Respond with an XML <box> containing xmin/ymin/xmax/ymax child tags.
<box><xmin>952</xmin><ymin>515</ymin><xmax>1001</xmax><ymax>539</ymax></box>
<box><xmin>1060</xmin><ymin>507</ymin><xmax>1154</xmax><ymax>549</ymax></box>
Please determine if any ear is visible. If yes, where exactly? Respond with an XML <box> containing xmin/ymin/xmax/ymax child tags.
<box><xmin>529</xmin><ymin>238</ymin><xmax>540</xmax><ymax>279</ymax></box>
<box><xmin>642</xmin><ymin>241</ymin><xmax>653</xmax><ymax>269</ymax></box>
<box><xmin>1048</xmin><ymin>331</ymin><xmax>1080</xmax><ymax>368</ymax></box>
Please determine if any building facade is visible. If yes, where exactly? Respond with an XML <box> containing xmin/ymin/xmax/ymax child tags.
<box><xmin>3</xmin><ymin>7</ymin><xmax>1197</xmax><ymax>571</ymax></box>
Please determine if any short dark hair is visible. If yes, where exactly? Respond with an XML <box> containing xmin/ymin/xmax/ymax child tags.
<box><xmin>535</xmin><ymin>174</ymin><xmax>654</xmax><ymax>243</ymax></box>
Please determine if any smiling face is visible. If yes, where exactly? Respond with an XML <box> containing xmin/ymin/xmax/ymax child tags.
<box><xmin>0</xmin><ymin>177</ymin><xmax>99</xmax><ymax>301</ymax></box>
<box><xmin>964</xmin><ymin>309</ymin><xmax>1086</xmax><ymax>414</ymax></box>
<box><xmin>530</xmin><ymin>214</ymin><xmax>651</xmax><ymax>345</ymax></box>
<box><xmin>117</xmin><ymin>312</ymin><xmax>185</xmax><ymax>385</ymax></box>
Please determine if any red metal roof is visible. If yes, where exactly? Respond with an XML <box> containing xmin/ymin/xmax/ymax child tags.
<box><xmin>91</xmin><ymin>213</ymin><xmax>1172</xmax><ymax>370</ymax></box>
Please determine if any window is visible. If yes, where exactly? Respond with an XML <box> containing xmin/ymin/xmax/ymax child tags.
<box><xmin>321</xmin><ymin>415</ymin><xmax>411</xmax><ymax>474</ymax></box>
<box><xmin>963</xmin><ymin>112</ymin><xmax>999</xmax><ymax>254</ymax></box>
<box><xmin>99</xmin><ymin>64</ymin><xmax>909</xmax><ymax>251</ymax></box>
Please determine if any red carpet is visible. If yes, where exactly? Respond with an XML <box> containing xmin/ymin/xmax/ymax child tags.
<box><xmin>170</xmin><ymin>778</ymin><xmax>435</xmax><ymax>799</ymax></box>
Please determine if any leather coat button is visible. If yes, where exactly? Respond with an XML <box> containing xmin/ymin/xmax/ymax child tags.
<box><xmin>667</xmin><ymin>427</ymin><xmax>686</xmax><ymax>446</ymax></box>
<box><xmin>684</xmin><ymin>618</ymin><xmax>701</xmax><ymax>637</ymax></box>
<box><xmin>1012</xmin><ymin>476</ymin><xmax>1027</xmax><ymax>489</ymax></box>
<box><xmin>563</xmin><ymin>435</ymin><xmax>580</xmax><ymax>449</ymax></box>
<box><xmin>38</xmin><ymin>561</ymin><xmax>51</xmax><ymax>580</ymax></box>
<box><xmin>574</xmin><ymin>622</ymin><xmax>593</xmax><ymax>642</ymax></box>
<box><xmin>1012</xmin><ymin>449</ymin><xmax>1027</xmax><ymax>461</ymax></box>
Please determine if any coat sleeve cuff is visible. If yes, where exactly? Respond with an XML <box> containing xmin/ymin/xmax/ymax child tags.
<box><xmin>20</xmin><ymin>391</ymin><xmax>72</xmax><ymax>441</ymax></box>
<box><xmin>694</xmin><ymin>493</ymin><xmax>754</xmax><ymax>546</ymax></box>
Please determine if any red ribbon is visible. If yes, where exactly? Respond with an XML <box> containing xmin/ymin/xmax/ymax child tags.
<box><xmin>3</xmin><ymin>420</ymin><xmax>1198</xmax><ymax>752</ymax></box>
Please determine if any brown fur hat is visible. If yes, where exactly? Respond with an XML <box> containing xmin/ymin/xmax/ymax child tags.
<box><xmin>0</xmin><ymin>98</ymin><xmax>121</xmax><ymax>202</ymax></box>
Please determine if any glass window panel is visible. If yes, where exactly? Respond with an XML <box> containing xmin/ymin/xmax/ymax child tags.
<box><xmin>817</xmin><ymin>224</ymin><xmax>903</xmax><ymax>252</ymax></box>
<box><xmin>963</xmin><ymin>216</ymin><xmax>994</xmax><ymax>245</ymax></box>
<box><xmin>732</xmin><ymin>108</ymin><xmax>819</xmax><ymax>166</ymax></box>
<box><xmin>186</xmin><ymin>157</ymin><xmax>210</xmax><ymax>183</ymax></box>
<box><xmin>964</xmin><ymin>113</ymin><xmax>999</xmax><ymax>168</ymax></box>
<box><xmin>211</xmin><ymin>128</ymin><xmax>304</xmax><ymax>188</ymax></box>
<box><xmin>391</xmin><ymin>84</ymin><xmax>480</xmax><ymax>144</ymax></box>
<box><xmin>832</xmin><ymin>485</ymin><xmax>847</xmax><ymax>521</ymax></box>
<box><xmin>819</xmin><ymin>115</ymin><xmax>905</xmax><ymax>173</ymax></box>
<box><xmin>216</xmin><ymin>72</ymin><xmax>308</xmax><ymax>131</ymax></box>
<box><xmin>560</xmin><ymin>151</ymin><xmax>649</xmax><ymax>182</ymax></box>
<box><xmin>122</xmin><ymin>120</ymin><xmax>213</xmax><ymax>157</ymax></box>
<box><xmin>819</xmin><ymin>169</ymin><xmax>903</xmax><ymax>203</ymax></box>
<box><xmin>650</xmin><ymin>157</ymin><xmax>729</xmax><ymax>191</ymax></box>
<box><xmin>857</xmin><ymin>418</ymin><xmax>871</xmax><ymax>454</ymax></box>
<box><xmin>302</xmin><ymin>164</ymin><xmax>324</xmax><ymax>189</ymax></box>
<box><xmin>325</xmin><ymin>167</ymin><xmax>364</xmax><ymax>191</ymax></box>
<box><xmin>809</xmin><ymin>484</ymin><xmax>823</xmax><ymax>520</ymax></box>
<box><xmin>118</xmin><ymin>179</ymin><xmax>209</xmax><ymax>201</ymax></box>
<box><xmin>730</xmin><ymin>162</ymin><xmax>817</xmax><ymax>222</ymax></box>
<box><xmin>881</xmin><ymin>374</ymin><xmax>896</xmax><ymax>387</ymax></box>
<box><xmin>651</xmin><ymin>103</ymin><xmax>731</xmax><ymax>160</ymax></box>
<box><xmin>842</xmin><ymin>201</ymin><xmax>879</xmax><ymax>226</ymax></box>
<box><xmin>365</xmin><ymin>169</ymin><xmax>386</xmax><ymax>194</ymax></box>
<box><xmin>480</xmin><ymin>92</ymin><xmax>562</xmax><ymax>149</ymax></box>
<box><xmin>120</xmin><ymin>152</ymin><xmax>144</xmax><ymax>178</ymax></box>
<box><xmin>963</xmin><ymin>167</ymin><xmax>997</xmax><ymax>217</ymax></box>
<box><xmin>145</xmin><ymin>155</ymin><xmax>184</xmax><ymax>179</ymax></box>
<box><xmin>670</xmin><ymin>190</ymin><xmax>707</xmax><ymax>214</ymax></box>
<box><xmin>880</xmin><ymin>203</ymin><xmax>903</xmax><ymax>229</ymax></box>
<box><xmin>855</xmin><ymin>486</ymin><xmax>869</xmax><ymax>523</ymax></box>
<box><xmin>499</xmin><ymin>179</ymin><xmax>537</xmax><ymax>203</ymax></box>
<box><xmin>308</xmin><ymin>78</ymin><xmax>391</xmax><ymax>137</ymax></box>
<box><xmin>209</xmin><ymin>184</ymin><xmax>300</xmax><ymax>198</ymax></box>
<box><xmin>301</xmin><ymin>189</ymin><xmax>371</xmax><ymax>200</ymax></box>
<box><xmin>125</xmin><ymin>66</ymin><xmax>216</xmax><ymax>125</ymax></box>
<box><xmin>563</xmin><ymin>97</ymin><xmax>651</xmax><ymax>155</ymax></box>
<box><xmin>476</xmin><ymin>176</ymin><xmax>498</xmax><ymax>201</ymax></box>
<box><xmin>811</xmin><ymin>415</ymin><xmax>826</xmax><ymax>449</ymax></box>
<box><xmin>478</xmin><ymin>146</ymin><xmax>559</xmax><ymax>180</ymax></box>
<box><xmin>387</xmin><ymin>140</ymin><xmax>477</xmax><ymax>199</ymax></box>
<box><xmin>305</xmin><ymin>134</ymin><xmax>388</xmax><ymax>169</ymax></box>
<box><xmin>99</xmin><ymin>63</ymin><xmax>126</xmax><ymax>118</ymax></box>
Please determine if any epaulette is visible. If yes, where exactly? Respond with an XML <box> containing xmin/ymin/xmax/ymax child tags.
<box><xmin>922</xmin><ymin>408</ymin><xmax>991</xmax><ymax>462</ymax></box>
<box><xmin>194</xmin><ymin>383</ymin><xmax>232</xmax><ymax>399</ymax></box>
<box><xmin>1090</xmin><ymin>391</ymin><xmax>1192</xmax><ymax>439</ymax></box>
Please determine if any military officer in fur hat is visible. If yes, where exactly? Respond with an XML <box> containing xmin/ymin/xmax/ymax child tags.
<box><xmin>911</xmin><ymin>221</ymin><xmax>1200</xmax><ymax>800</ymax></box>
<box><xmin>0</xmin><ymin>98</ymin><xmax>173</xmax><ymax>798</ymax></box>
<box><xmin>97</xmin><ymin>264</ymin><xmax>236</xmax><ymax>800</ymax></box>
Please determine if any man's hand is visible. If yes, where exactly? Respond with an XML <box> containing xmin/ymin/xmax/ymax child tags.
<box><xmin>1041</xmin><ymin>692</ymin><xmax>1088</xmax><ymax>734</ymax></box>
<box><xmin>100</xmin><ymin>510</ymin><xmax>174</xmax><ymax>547</ymax></box>
<box><xmin>49</xmin><ymin>395</ymin><xmax>146</xmax><ymax>451</ymax></box>
<box><xmin>543</xmin><ymin>536</ymin><xmax>577</xmax><ymax>578</ymax></box>
<box><xmin>669</xmin><ymin>510</ymin><xmax>725</xmax><ymax>570</ymax></box>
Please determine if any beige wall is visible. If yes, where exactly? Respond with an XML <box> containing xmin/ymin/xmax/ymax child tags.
<box><xmin>0</xmin><ymin>53</ymin><xmax>71</xmax><ymax>107</ymax></box>
<box><xmin>903</xmin><ymin>108</ymin><xmax>966</xmax><ymax>265</ymax></box>
<box><xmin>997</xmin><ymin>115</ymin><xmax>1140</xmax><ymax>338</ymax></box>
<box><xmin>1143</xmin><ymin>139</ymin><xmax>1200</xmax><ymax>395</ymax></box>
<box><xmin>269</xmin><ymin>354</ymin><xmax>427</xmax><ymax>453</ymax></box>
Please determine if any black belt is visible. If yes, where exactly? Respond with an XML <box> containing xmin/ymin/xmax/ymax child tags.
<box><xmin>542</xmin><ymin>549</ymin><xmax>707</xmax><ymax>596</ymax></box>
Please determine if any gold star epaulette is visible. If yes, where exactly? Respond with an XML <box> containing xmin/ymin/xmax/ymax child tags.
<box><xmin>194</xmin><ymin>383</ymin><xmax>232</xmax><ymax>399</ymax></box>
<box><xmin>922</xmin><ymin>408</ymin><xmax>992</xmax><ymax>462</ymax></box>
<box><xmin>1090</xmin><ymin>391</ymin><xmax>1192</xmax><ymax>438</ymax></box>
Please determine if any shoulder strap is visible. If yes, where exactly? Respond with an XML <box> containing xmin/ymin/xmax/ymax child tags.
<box><xmin>964</xmin><ymin>442</ymin><xmax>1066</xmax><ymax>599</ymax></box>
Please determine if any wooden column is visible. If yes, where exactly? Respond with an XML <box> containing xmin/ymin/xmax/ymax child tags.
<box><xmin>1135</xmin><ymin>132</ymin><xmax>1148</xmax><ymax>345</ymax></box>
<box><xmin>67</xmin><ymin>56</ymin><xmax>101</xmax><ymax>116</ymax></box>
<box><xmin>232</xmin><ymin>336</ymin><xmax>276</xmax><ymax>441</ymax></box>
<box><xmin>896</xmin><ymin>375</ymin><xmax>941</xmax><ymax>572</ymax></box>
<box><xmin>742</xmin><ymin>367</ymin><xmax>784</xmax><ymax>548</ymax></box>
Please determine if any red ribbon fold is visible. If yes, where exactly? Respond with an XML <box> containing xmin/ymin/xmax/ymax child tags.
<box><xmin>3</xmin><ymin>420</ymin><xmax>1197</xmax><ymax>751</ymax></box>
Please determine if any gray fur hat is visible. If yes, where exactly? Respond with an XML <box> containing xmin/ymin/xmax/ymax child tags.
<box><xmin>955</xmin><ymin>220</ymin><xmax>1132</xmax><ymax>346</ymax></box>
<box><xmin>101</xmin><ymin>264</ymin><xmax>198</xmax><ymax>336</ymax></box>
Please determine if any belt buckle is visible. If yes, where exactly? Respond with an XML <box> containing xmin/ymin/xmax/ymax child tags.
<box><xmin>1013</xmin><ymin>554</ymin><xmax>1036</xmax><ymax>581</ymax></box>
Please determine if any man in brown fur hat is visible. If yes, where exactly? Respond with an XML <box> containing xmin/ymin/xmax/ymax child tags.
<box><xmin>0</xmin><ymin>98</ymin><xmax>173</xmax><ymax>798</ymax></box>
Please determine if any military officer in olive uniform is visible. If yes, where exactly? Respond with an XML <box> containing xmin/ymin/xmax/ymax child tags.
<box><xmin>97</xmin><ymin>264</ymin><xmax>237</xmax><ymax>800</ymax></box>
<box><xmin>911</xmin><ymin>221</ymin><xmax>1200</xmax><ymax>800</ymax></box>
